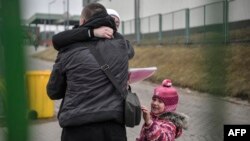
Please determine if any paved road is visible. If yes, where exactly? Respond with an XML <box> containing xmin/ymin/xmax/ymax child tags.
<box><xmin>17</xmin><ymin>46</ymin><xmax>250</xmax><ymax>141</ymax></box>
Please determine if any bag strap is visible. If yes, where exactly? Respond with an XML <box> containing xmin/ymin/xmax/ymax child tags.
<box><xmin>88</xmin><ymin>42</ymin><xmax>127</xmax><ymax>99</ymax></box>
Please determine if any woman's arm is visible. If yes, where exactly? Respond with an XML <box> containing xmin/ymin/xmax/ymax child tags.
<box><xmin>52</xmin><ymin>26</ymin><xmax>114</xmax><ymax>51</ymax></box>
<box><xmin>52</xmin><ymin>27</ymin><xmax>90</xmax><ymax>51</ymax></box>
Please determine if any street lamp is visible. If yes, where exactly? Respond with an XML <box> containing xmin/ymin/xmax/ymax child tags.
<box><xmin>48</xmin><ymin>0</ymin><xmax>57</xmax><ymax>31</ymax></box>
<box><xmin>66</xmin><ymin>0</ymin><xmax>69</xmax><ymax>30</ymax></box>
<box><xmin>47</xmin><ymin>0</ymin><xmax>57</xmax><ymax>46</ymax></box>
<box><xmin>63</xmin><ymin>0</ymin><xmax>70</xmax><ymax>30</ymax></box>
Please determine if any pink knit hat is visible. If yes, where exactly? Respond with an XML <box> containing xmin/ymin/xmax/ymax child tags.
<box><xmin>153</xmin><ymin>79</ymin><xmax>179</xmax><ymax>112</ymax></box>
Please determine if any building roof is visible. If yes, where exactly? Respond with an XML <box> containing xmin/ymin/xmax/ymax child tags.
<box><xmin>26</xmin><ymin>13</ymin><xmax>80</xmax><ymax>26</ymax></box>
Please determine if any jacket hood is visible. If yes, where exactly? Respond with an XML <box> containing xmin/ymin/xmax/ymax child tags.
<box><xmin>159</xmin><ymin>112</ymin><xmax>188</xmax><ymax>130</ymax></box>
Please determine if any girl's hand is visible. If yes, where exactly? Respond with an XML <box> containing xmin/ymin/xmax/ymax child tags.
<box><xmin>141</xmin><ymin>105</ymin><xmax>152</xmax><ymax>125</ymax></box>
<box><xmin>94</xmin><ymin>26</ymin><xmax>114</xmax><ymax>39</ymax></box>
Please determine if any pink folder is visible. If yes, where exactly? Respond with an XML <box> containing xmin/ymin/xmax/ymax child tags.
<box><xmin>128</xmin><ymin>67</ymin><xmax>157</xmax><ymax>84</ymax></box>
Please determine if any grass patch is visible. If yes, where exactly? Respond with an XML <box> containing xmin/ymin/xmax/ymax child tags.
<box><xmin>32</xmin><ymin>47</ymin><xmax>58</xmax><ymax>62</ymax></box>
<box><xmin>129</xmin><ymin>44</ymin><xmax>250</xmax><ymax>101</ymax></box>
<box><xmin>225</xmin><ymin>44</ymin><xmax>250</xmax><ymax>99</ymax></box>
<box><xmin>33</xmin><ymin>44</ymin><xmax>250</xmax><ymax>101</ymax></box>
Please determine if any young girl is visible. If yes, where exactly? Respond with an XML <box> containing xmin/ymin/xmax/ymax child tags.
<box><xmin>137</xmin><ymin>79</ymin><xmax>188</xmax><ymax>141</ymax></box>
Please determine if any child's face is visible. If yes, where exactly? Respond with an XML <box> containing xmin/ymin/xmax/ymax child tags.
<box><xmin>151</xmin><ymin>97</ymin><xmax>165</xmax><ymax>115</ymax></box>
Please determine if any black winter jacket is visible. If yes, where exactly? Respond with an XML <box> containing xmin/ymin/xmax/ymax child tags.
<box><xmin>47</xmin><ymin>14</ymin><xmax>133</xmax><ymax>127</ymax></box>
<box><xmin>52</xmin><ymin>15</ymin><xmax>134</xmax><ymax>59</ymax></box>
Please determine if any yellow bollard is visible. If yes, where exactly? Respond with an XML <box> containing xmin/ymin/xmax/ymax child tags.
<box><xmin>26</xmin><ymin>71</ymin><xmax>54</xmax><ymax>119</ymax></box>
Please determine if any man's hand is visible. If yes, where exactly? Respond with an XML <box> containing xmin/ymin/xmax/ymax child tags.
<box><xmin>94</xmin><ymin>26</ymin><xmax>114</xmax><ymax>39</ymax></box>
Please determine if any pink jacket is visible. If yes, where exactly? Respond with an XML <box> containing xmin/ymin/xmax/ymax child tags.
<box><xmin>136</xmin><ymin>112</ymin><xmax>188</xmax><ymax>141</ymax></box>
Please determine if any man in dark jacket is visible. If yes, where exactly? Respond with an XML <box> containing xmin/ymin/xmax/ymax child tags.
<box><xmin>51</xmin><ymin>9</ymin><xmax>134</xmax><ymax>59</ymax></box>
<box><xmin>47</xmin><ymin>3</ymin><xmax>133</xmax><ymax>141</ymax></box>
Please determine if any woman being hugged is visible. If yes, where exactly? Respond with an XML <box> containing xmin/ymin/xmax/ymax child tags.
<box><xmin>137</xmin><ymin>79</ymin><xmax>188</xmax><ymax>141</ymax></box>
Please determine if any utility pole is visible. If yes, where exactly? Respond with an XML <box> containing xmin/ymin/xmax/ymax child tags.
<box><xmin>47</xmin><ymin>0</ymin><xmax>57</xmax><ymax>46</ymax></box>
<box><xmin>135</xmin><ymin>0</ymin><xmax>140</xmax><ymax>44</ymax></box>
<box><xmin>66</xmin><ymin>0</ymin><xmax>69</xmax><ymax>30</ymax></box>
<box><xmin>48</xmin><ymin>0</ymin><xmax>57</xmax><ymax>31</ymax></box>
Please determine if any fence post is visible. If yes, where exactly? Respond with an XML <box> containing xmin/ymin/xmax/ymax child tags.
<box><xmin>203</xmin><ymin>5</ymin><xmax>206</xmax><ymax>43</ymax></box>
<box><xmin>148</xmin><ymin>17</ymin><xmax>150</xmax><ymax>33</ymax></box>
<box><xmin>158</xmin><ymin>14</ymin><xmax>163</xmax><ymax>44</ymax></box>
<box><xmin>223</xmin><ymin>0</ymin><xmax>229</xmax><ymax>43</ymax></box>
<box><xmin>185</xmin><ymin>8</ymin><xmax>190</xmax><ymax>45</ymax></box>
<box><xmin>122</xmin><ymin>21</ymin><xmax>125</xmax><ymax>35</ymax></box>
<box><xmin>0</xmin><ymin>0</ymin><xmax>28</xmax><ymax>141</ymax></box>
<box><xmin>171</xmin><ymin>12</ymin><xmax>174</xmax><ymax>44</ymax></box>
<box><xmin>130</xmin><ymin>20</ymin><xmax>133</xmax><ymax>34</ymax></box>
<box><xmin>0</xmin><ymin>0</ymin><xmax>2</xmax><ymax>70</ymax></box>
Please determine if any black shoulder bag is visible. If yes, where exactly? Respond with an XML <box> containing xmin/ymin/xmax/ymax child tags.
<box><xmin>88</xmin><ymin>41</ymin><xmax>141</xmax><ymax>128</ymax></box>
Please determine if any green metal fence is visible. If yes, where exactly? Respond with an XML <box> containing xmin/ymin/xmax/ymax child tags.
<box><xmin>161</xmin><ymin>9</ymin><xmax>187</xmax><ymax>44</ymax></box>
<box><xmin>228</xmin><ymin>0</ymin><xmax>250</xmax><ymax>43</ymax></box>
<box><xmin>0</xmin><ymin>0</ymin><xmax>28</xmax><ymax>141</ymax></box>
<box><xmin>189</xmin><ymin>1</ymin><xmax>225</xmax><ymax>44</ymax></box>
<box><xmin>122</xmin><ymin>0</ymin><xmax>249</xmax><ymax>45</ymax></box>
<box><xmin>140</xmin><ymin>14</ymin><xmax>160</xmax><ymax>44</ymax></box>
<box><xmin>123</xmin><ymin>19</ymin><xmax>136</xmax><ymax>42</ymax></box>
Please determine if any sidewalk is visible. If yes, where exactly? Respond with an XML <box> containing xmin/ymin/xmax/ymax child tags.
<box><xmin>28</xmin><ymin>80</ymin><xmax>250</xmax><ymax>141</ymax></box>
<box><xmin>24</xmin><ymin>46</ymin><xmax>250</xmax><ymax>141</ymax></box>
